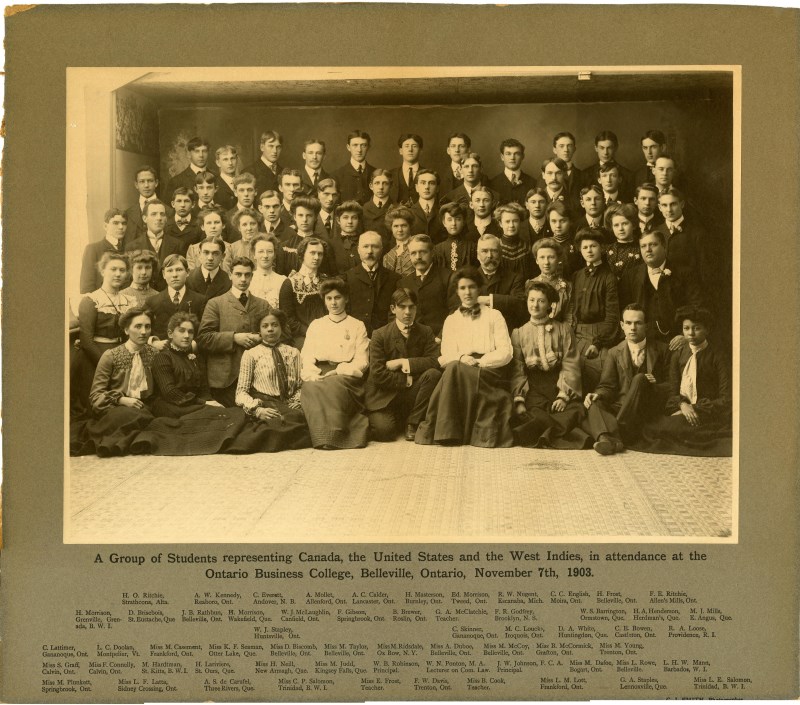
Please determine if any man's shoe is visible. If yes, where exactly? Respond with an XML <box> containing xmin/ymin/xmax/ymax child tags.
<box><xmin>405</xmin><ymin>424</ymin><xmax>417</xmax><ymax>441</ymax></box>
<box><xmin>593</xmin><ymin>437</ymin><xmax>615</xmax><ymax>455</ymax></box>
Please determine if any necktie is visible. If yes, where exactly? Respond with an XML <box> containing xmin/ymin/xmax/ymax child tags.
<box><xmin>151</xmin><ymin>237</ymin><xmax>162</xmax><ymax>252</ymax></box>
<box><xmin>642</xmin><ymin>220</ymin><xmax>652</xmax><ymax>233</ymax></box>
<box><xmin>632</xmin><ymin>346</ymin><xmax>645</xmax><ymax>368</ymax></box>
<box><xmin>454</xmin><ymin>166</ymin><xmax>462</xmax><ymax>180</ymax></box>
<box><xmin>459</xmin><ymin>304</ymin><xmax>481</xmax><ymax>319</ymax></box>
<box><xmin>127</xmin><ymin>351</ymin><xmax>148</xmax><ymax>398</ymax></box>
<box><xmin>510</xmin><ymin>174</ymin><xmax>519</xmax><ymax>186</ymax></box>
<box><xmin>357</xmin><ymin>164</ymin><xmax>363</xmax><ymax>175</ymax></box>
<box><xmin>376</xmin><ymin>200</ymin><xmax>383</xmax><ymax>209</ymax></box>
<box><xmin>670</xmin><ymin>224</ymin><xmax>683</xmax><ymax>233</ymax></box>
<box><xmin>266</xmin><ymin>343</ymin><xmax>289</xmax><ymax>400</ymax></box>
<box><xmin>239</xmin><ymin>292</ymin><xmax>248</xmax><ymax>306</ymax></box>
<box><xmin>205</xmin><ymin>273</ymin><xmax>212</xmax><ymax>288</ymax></box>
<box><xmin>407</xmin><ymin>167</ymin><xmax>413</xmax><ymax>189</ymax></box>
<box><xmin>367</xmin><ymin>269</ymin><xmax>377</xmax><ymax>282</ymax></box>
<box><xmin>172</xmin><ymin>291</ymin><xmax>180</xmax><ymax>305</ymax></box>
<box><xmin>423</xmin><ymin>203</ymin><xmax>430</xmax><ymax>216</ymax></box>
<box><xmin>312</xmin><ymin>171</ymin><xmax>319</xmax><ymax>186</ymax></box>
<box><xmin>401</xmin><ymin>325</ymin><xmax>410</xmax><ymax>339</ymax></box>
<box><xmin>324</xmin><ymin>217</ymin><xmax>331</xmax><ymax>233</ymax></box>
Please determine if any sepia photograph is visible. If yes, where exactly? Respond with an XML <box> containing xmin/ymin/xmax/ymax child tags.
<box><xmin>65</xmin><ymin>65</ymin><xmax>737</xmax><ymax>545</ymax></box>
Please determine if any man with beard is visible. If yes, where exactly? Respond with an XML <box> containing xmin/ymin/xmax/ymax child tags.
<box><xmin>344</xmin><ymin>231</ymin><xmax>400</xmax><ymax>336</ymax></box>
<box><xmin>398</xmin><ymin>234</ymin><xmax>453</xmax><ymax>338</ymax></box>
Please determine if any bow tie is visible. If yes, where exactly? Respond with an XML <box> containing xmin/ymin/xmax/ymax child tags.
<box><xmin>459</xmin><ymin>304</ymin><xmax>481</xmax><ymax>319</ymax></box>
<box><xmin>669</xmin><ymin>224</ymin><xmax>683</xmax><ymax>233</ymax></box>
<box><xmin>176</xmin><ymin>218</ymin><xmax>190</xmax><ymax>226</ymax></box>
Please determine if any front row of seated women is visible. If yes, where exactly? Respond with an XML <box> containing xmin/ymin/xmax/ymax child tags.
<box><xmin>72</xmin><ymin>268</ymin><xmax>731</xmax><ymax>458</ymax></box>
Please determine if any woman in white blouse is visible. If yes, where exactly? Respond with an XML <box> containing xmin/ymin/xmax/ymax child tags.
<box><xmin>247</xmin><ymin>234</ymin><xmax>287</xmax><ymax>309</ymax></box>
<box><xmin>300</xmin><ymin>277</ymin><xmax>370</xmax><ymax>449</ymax></box>
<box><xmin>415</xmin><ymin>266</ymin><xmax>515</xmax><ymax>447</ymax></box>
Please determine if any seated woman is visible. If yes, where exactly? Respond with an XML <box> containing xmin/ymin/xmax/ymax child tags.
<box><xmin>300</xmin><ymin>277</ymin><xmax>370</xmax><ymax>449</ymax></box>
<box><xmin>151</xmin><ymin>312</ymin><xmax>222</xmax><ymax>418</ymax></box>
<box><xmin>248</xmin><ymin>234</ymin><xmax>287</xmax><ymax>309</ymax></box>
<box><xmin>603</xmin><ymin>202</ymin><xmax>642</xmax><ymax>280</ymax></box>
<box><xmin>528</xmin><ymin>238</ymin><xmax>572</xmax><ymax>321</ymax></box>
<box><xmin>639</xmin><ymin>306</ymin><xmax>732</xmax><ymax>456</ymax></box>
<box><xmin>132</xmin><ymin>311</ymin><xmax>250</xmax><ymax>456</ymax></box>
<box><xmin>71</xmin><ymin>307</ymin><xmax>156</xmax><ymax>456</ymax></box>
<box><xmin>278</xmin><ymin>237</ymin><xmax>329</xmax><ymax>349</ymax></box>
<box><xmin>230</xmin><ymin>309</ymin><xmax>312</xmax><ymax>452</ymax></box>
<box><xmin>510</xmin><ymin>281</ymin><xmax>591</xmax><ymax>450</ymax></box>
<box><xmin>415</xmin><ymin>266</ymin><xmax>515</xmax><ymax>448</ymax></box>
<box><xmin>121</xmin><ymin>249</ymin><xmax>160</xmax><ymax>307</ymax></box>
<box><xmin>566</xmin><ymin>227</ymin><xmax>620</xmax><ymax>393</ymax></box>
<box><xmin>76</xmin><ymin>251</ymin><xmax>134</xmax><ymax>411</ymax></box>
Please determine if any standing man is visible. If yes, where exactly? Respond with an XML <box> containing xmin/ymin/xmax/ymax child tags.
<box><xmin>145</xmin><ymin>254</ymin><xmax>208</xmax><ymax>340</ymax></box>
<box><xmin>441</xmin><ymin>153</ymin><xmax>495</xmax><ymax>206</ymax></box>
<box><xmin>165</xmin><ymin>187</ymin><xmax>202</xmax><ymax>253</ymax></box>
<box><xmin>299</xmin><ymin>139</ymin><xmax>330</xmax><ymax>195</ymax></box>
<box><xmin>633</xmin><ymin>130</ymin><xmax>668</xmax><ymax>188</ymax></box>
<box><xmin>314</xmin><ymin>177</ymin><xmax>341</xmax><ymax>239</ymax></box>
<box><xmin>332</xmin><ymin>130</ymin><xmax>375</xmax><ymax>204</ymax></box>
<box><xmin>257</xmin><ymin>189</ymin><xmax>293</xmax><ymax>242</ymax></box>
<box><xmin>166</xmin><ymin>137</ymin><xmax>213</xmax><ymax>196</ymax></box>
<box><xmin>225</xmin><ymin>173</ymin><xmax>258</xmax><ymax>241</ymax></box>
<box><xmin>365</xmin><ymin>288</ymin><xmax>443</xmax><ymax>442</ymax></box>
<box><xmin>197</xmin><ymin>256</ymin><xmax>273</xmax><ymax>406</ymax></box>
<box><xmin>581</xmin><ymin>130</ymin><xmax>632</xmax><ymax>194</ymax></box>
<box><xmin>277</xmin><ymin>169</ymin><xmax>305</xmax><ymax>229</ymax></box>
<box><xmin>440</xmin><ymin>132</ymin><xmax>471</xmax><ymax>194</ymax></box>
<box><xmin>243</xmin><ymin>130</ymin><xmax>284</xmax><ymax>195</ymax></box>
<box><xmin>552</xmin><ymin>131</ymin><xmax>581</xmax><ymax>202</ymax></box>
<box><xmin>124</xmin><ymin>165</ymin><xmax>160</xmax><ymax>241</ymax></box>
<box><xmin>214</xmin><ymin>145</ymin><xmax>240</xmax><ymax>210</ymax></box>
<box><xmin>125</xmin><ymin>199</ymin><xmax>182</xmax><ymax>291</ymax></box>
<box><xmin>80</xmin><ymin>209</ymin><xmax>128</xmax><ymax>293</ymax></box>
<box><xmin>344</xmin><ymin>231</ymin><xmax>400</xmax><ymax>336</ymax></box>
<box><xmin>634</xmin><ymin>183</ymin><xmax>665</xmax><ymax>234</ymax></box>
<box><xmin>489</xmin><ymin>138</ymin><xmax>537</xmax><ymax>206</ymax></box>
<box><xmin>389</xmin><ymin>133</ymin><xmax>424</xmax><ymax>205</ymax></box>
<box><xmin>409</xmin><ymin>169</ymin><xmax>447</xmax><ymax>243</ymax></box>
<box><xmin>362</xmin><ymin>169</ymin><xmax>393</xmax><ymax>245</ymax></box>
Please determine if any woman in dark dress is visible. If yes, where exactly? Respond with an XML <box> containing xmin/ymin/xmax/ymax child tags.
<box><xmin>638</xmin><ymin>306</ymin><xmax>732</xmax><ymax>457</ymax></box>
<box><xmin>71</xmin><ymin>307</ymin><xmax>156</xmax><ymax>456</ymax></box>
<box><xmin>603</xmin><ymin>203</ymin><xmax>642</xmax><ymax>280</ymax></box>
<box><xmin>133</xmin><ymin>311</ymin><xmax>247</xmax><ymax>455</ymax></box>
<box><xmin>278</xmin><ymin>236</ymin><xmax>329</xmax><ymax>349</ymax></box>
<box><xmin>566</xmin><ymin>226</ymin><xmax>620</xmax><ymax>393</ymax></box>
<box><xmin>510</xmin><ymin>281</ymin><xmax>591</xmax><ymax>449</ymax></box>
<box><xmin>415</xmin><ymin>266</ymin><xmax>515</xmax><ymax>448</ymax></box>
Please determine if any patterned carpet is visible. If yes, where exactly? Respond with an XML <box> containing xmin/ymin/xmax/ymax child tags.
<box><xmin>66</xmin><ymin>443</ymin><xmax>733</xmax><ymax>543</ymax></box>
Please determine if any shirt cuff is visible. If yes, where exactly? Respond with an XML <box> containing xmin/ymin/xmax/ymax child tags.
<box><xmin>400</xmin><ymin>359</ymin><xmax>411</xmax><ymax>374</ymax></box>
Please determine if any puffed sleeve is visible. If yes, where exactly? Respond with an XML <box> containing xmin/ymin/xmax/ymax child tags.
<box><xmin>556</xmin><ymin>324</ymin><xmax>583</xmax><ymax>400</ymax></box>
<box><xmin>478</xmin><ymin>310</ymin><xmax>513</xmax><ymax>368</ymax></box>
<box><xmin>337</xmin><ymin>319</ymin><xmax>369</xmax><ymax>377</ymax></box>
<box><xmin>235</xmin><ymin>348</ymin><xmax>261</xmax><ymax>413</ymax></box>
<box><xmin>300</xmin><ymin>319</ymin><xmax>323</xmax><ymax>381</ymax></box>
<box><xmin>88</xmin><ymin>349</ymin><xmax>122</xmax><ymax>411</ymax></box>
<box><xmin>438</xmin><ymin>313</ymin><xmax>459</xmax><ymax>366</ymax></box>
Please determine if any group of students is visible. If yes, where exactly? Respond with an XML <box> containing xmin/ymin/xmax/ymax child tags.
<box><xmin>70</xmin><ymin>127</ymin><xmax>731</xmax><ymax>458</ymax></box>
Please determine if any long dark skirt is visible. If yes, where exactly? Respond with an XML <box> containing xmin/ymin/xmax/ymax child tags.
<box><xmin>300</xmin><ymin>375</ymin><xmax>369</xmax><ymax>449</ymax></box>
<box><xmin>225</xmin><ymin>394</ymin><xmax>312</xmax><ymax>453</ymax></box>
<box><xmin>70</xmin><ymin>405</ymin><xmax>154</xmax><ymax>457</ymax></box>
<box><xmin>511</xmin><ymin>367</ymin><xmax>591</xmax><ymax>449</ymax></box>
<box><xmin>635</xmin><ymin>409</ymin><xmax>732</xmax><ymax>457</ymax></box>
<box><xmin>130</xmin><ymin>407</ymin><xmax>247</xmax><ymax>456</ymax></box>
<box><xmin>415</xmin><ymin>361</ymin><xmax>514</xmax><ymax>448</ymax></box>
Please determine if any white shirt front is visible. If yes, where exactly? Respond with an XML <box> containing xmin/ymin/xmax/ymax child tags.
<box><xmin>168</xmin><ymin>285</ymin><xmax>187</xmax><ymax>304</ymax></box>
<box><xmin>439</xmin><ymin>307</ymin><xmax>513</xmax><ymax>368</ymax></box>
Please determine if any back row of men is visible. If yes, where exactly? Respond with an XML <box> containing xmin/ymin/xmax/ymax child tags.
<box><xmin>118</xmin><ymin>128</ymin><xmax>690</xmax><ymax>241</ymax></box>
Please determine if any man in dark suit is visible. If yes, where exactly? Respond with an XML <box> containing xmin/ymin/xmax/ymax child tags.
<box><xmin>344</xmin><ymin>231</ymin><xmax>400</xmax><ymax>336</ymax></box>
<box><xmin>313</xmin><ymin>177</ymin><xmax>340</xmax><ymax>240</ymax></box>
<box><xmin>362</xmin><ymin>169</ymin><xmax>393</xmax><ymax>246</ymax></box>
<box><xmin>164</xmin><ymin>187</ymin><xmax>202</xmax><ymax>254</ymax></box>
<box><xmin>257</xmin><ymin>189</ymin><xmax>294</xmax><ymax>243</ymax></box>
<box><xmin>299</xmin><ymin>138</ymin><xmax>330</xmax><ymax>195</ymax></box>
<box><xmin>654</xmin><ymin>187</ymin><xmax>709</xmax><ymax>293</ymax></box>
<box><xmin>465</xmin><ymin>186</ymin><xmax>503</xmax><ymax>241</ymax></box>
<box><xmin>243</xmin><ymin>130</ymin><xmax>284</xmax><ymax>196</ymax></box>
<box><xmin>197</xmin><ymin>256</ymin><xmax>273</xmax><ymax>406</ymax></box>
<box><xmin>581</xmin><ymin>130</ymin><xmax>632</xmax><ymax>193</ymax></box>
<box><xmin>399</xmin><ymin>235</ymin><xmax>453</xmax><ymax>337</ymax></box>
<box><xmin>552</xmin><ymin>131</ymin><xmax>582</xmax><ymax>203</ymax></box>
<box><xmin>519</xmin><ymin>187</ymin><xmax>551</xmax><ymax>244</ymax></box>
<box><xmin>597</xmin><ymin>161</ymin><xmax>632</xmax><ymax>204</ymax></box>
<box><xmin>80</xmin><ymin>208</ymin><xmax>128</xmax><ymax>293</ymax></box>
<box><xmin>214</xmin><ymin>145</ymin><xmax>240</xmax><ymax>211</ymax></box>
<box><xmin>388</xmin><ymin>133</ymin><xmax>424</xmax><ymax>205</ymax></box>
<box><xmin>331</xmin><ymin>130</ymin><xmax>375</xmax><ymax>204</ymax></box>
<box><xmin>145</xmin><ymin>254</ymin><xmax>208</xmax><ymax>340</ymax></box>
<box><xmin>541</xmin><ymin>157</ymin><xmax>579</xmax><ymax>215</ymax></box>
<box><xmin>488</xmin><ymin>138</ymin><xmax>537</xmax><ymax>206</ymax></box>
<box><xmin>439</xmin><ymin>132</ymin><xmax>471</xmax><ymax>194</ymax></box>
<box><xmin>618</xmin><ymin>230</ymin><xmax>703</xmax><ymax>348</ymax></box>
<box><xmin>125</xmin><ymin>200</ymin><xmax>183</xmax><ymax>291</ymax></box>
<box><xmin>634</xmin><ymin>183</ymin><xmax>665</xmax><ymax>234</ymax></box>
<box><xmin>632</xmin><ymin>130</ymin><xmax>668</xmax><ymax>189</ymax></box>
<box><xmin>165</xmin><ymin>137</ymin><xmax>213</xmax><ymax>197</ymax></box>
<box><xmin>440</xmin><ymin>153</ymin><xmax>495</xmax><ymax>207</ymax></box>
<box><xmin>277</xmin><ymin>169</ymin><xmax>305</xmax><ymax>230</ymax></box>
<box><xmin>225</xmin><ymin>173</ymin><xmax>258</xmax><ymax>241</ymax></box>
<box><xmin>124</xmin><ymin>165</ymin><xmax>160</xmax><ymax>241</ymax></box>
<box><xmin>408</xmin><ymin>169</ymin><xmax>447</xmax><ymax>244</ymax></box>
<box><xmin>186</xmin><ymin>236</ymin><xmax>232</xmax><ymax>299</ymax></box>
<box><xmin>583</xmin><ymin>303</ymin><xmax>670</xmax><ymax>450</ymax></box>
<box><xmin>467</xmin><ymin>233</ymin><xmax>527</xmax><ymax>331</ymax></box>
<box><xmin>365</xmin><ymin>287</ymin><xmax>443</xmax><ymax>441</ymax></box>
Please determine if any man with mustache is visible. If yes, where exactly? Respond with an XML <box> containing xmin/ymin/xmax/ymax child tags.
<box><xmin>344</xmin><ymin>231</ymin><xmax>400</xmax><ymax>336</ymax></box>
